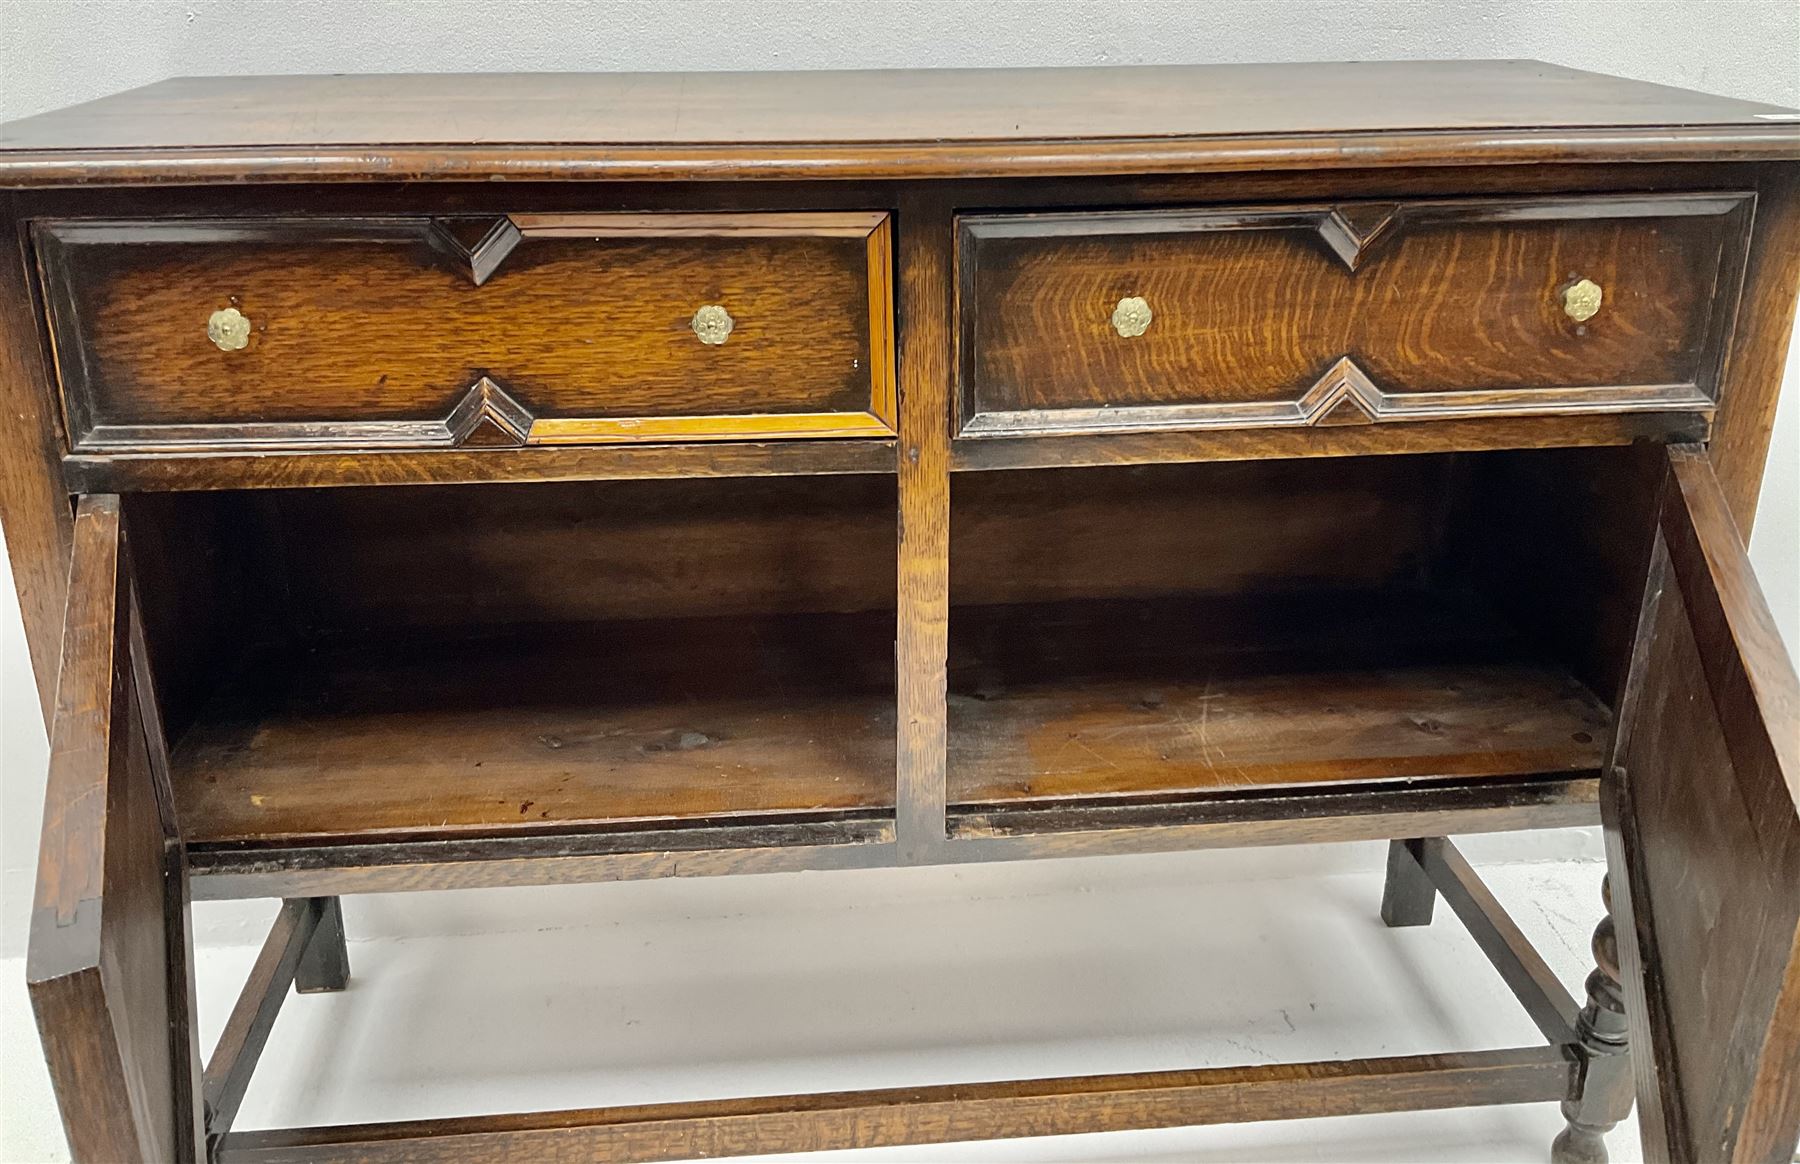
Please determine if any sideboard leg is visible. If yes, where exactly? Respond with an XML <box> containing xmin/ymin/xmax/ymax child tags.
<box><xmin>1379</xmin><ymin>838</ymin><xmax>1437</xmax><ymax>927</ymax></box>
<box><xmin>1551</xmin><ymin>875</ymin><xmax>1632</xmax><ymax>1164</ymax></box>
<box><xmin>294</xmin><ymin>897</ymin><xmax>350</xmax><ymax>994</ymax></box>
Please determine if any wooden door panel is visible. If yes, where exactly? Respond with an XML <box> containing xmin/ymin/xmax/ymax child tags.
<box><xmin>1605</xmin><ymin>445</ymin><xmax>1800</xmax><ymax>1164</ymax></box>
<box><xmin>25</xmin><ymin>495</ymin><xmax>202</xmax><ymax>1163</ymax></box>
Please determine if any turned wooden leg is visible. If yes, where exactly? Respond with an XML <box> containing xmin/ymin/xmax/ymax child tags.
<box><xmin>1380</xmin><ymin>838</ymin><xmax>1437</xmax><ymax>927</ymax></box>
<box><xmin>294</xmin><ymin>897</ymin><xmax>350</xmax><ymax>993</ymax></box>
<box><xmin>1551</xmin><ymin>876</ymin><xmax>1633</xmax><ymax>1164</ymax></box>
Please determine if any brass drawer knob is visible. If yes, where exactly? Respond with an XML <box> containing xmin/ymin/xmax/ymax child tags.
<box><xmin>206</xmin><ymin>306</ymin><xmax>251</xmax><ymax>351</ymax></box>
<box><xmin>1111</xmin><ymin>295</ymin><xmax>1152</xmax><ymax>338</ymax></box>
<box><xmin>1562</xmin><ymin>278</ymin><xmax>1603</xmax><ymax>323</ymax></box>
<box><xmin>691</xmin><ymin>304</ymin><xmax>735</xmax><ymax>345</ymax></box>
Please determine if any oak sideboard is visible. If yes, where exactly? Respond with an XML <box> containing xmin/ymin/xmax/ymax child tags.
<box><xmin>3</xmin><ymin>62</ymin><xmax>1798</xmax><ymax>1164</ymax></box>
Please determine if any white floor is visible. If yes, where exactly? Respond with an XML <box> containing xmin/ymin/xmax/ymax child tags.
<box><xmin>2</xmin><ymin>840</ymin><xmax>1640</xmax><ymax>1164</ymax></box>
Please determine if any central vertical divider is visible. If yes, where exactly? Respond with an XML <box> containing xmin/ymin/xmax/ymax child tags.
<box><xmin>895</xmin><ymin>190</ymin><xmax>954</xmax><ymax>862</ymax></box>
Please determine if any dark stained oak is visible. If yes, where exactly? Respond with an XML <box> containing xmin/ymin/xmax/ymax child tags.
<box><xmin>171</xmin><ymin>613</ymin><xmax>897</xmax><ymax>847</ymax></box>
<box><xmin>945</xmin><ymin>594</ymin><xmax>1610</xmax><ymax>810</ymax></box>
<box><xmin>293</xmin><ymin>897</ymin><xmax>350</xmax><ymax>994</ymax></box>
<box><xmin>39</xmin><ymin>213</ymin><xmax>895</xmax><ymax>451</ymax></box>
<box><xmin>219</xmin><ymin>474</ymin><xmax>898</xmax><ymax>630</ymax></box>
<box><xmin>949</xmin><ymin>412</ymin><xmax>1712</xmax><ymax>473</ymax></box>
<box><xmin>1551</xmin><ymin>877</ymin><xmax>1634</xmax><ymax>1164</ymax></box>
<box><xmin>185</xmin><ymin>821</ymin><xmax>902</xmax><ymax>900</ymax></box>
<box><xmin>951</xmin><ymin>658</ymin><xmax>1606</xmax><ymax>803</ymax></box>
<box><xmin>212</xmin><ymin>1047</ymin><xmax>1575</xmax><ymax>1164</ymax></box>
<box><xmin>1</xmin><ymin>62</ymin><xmax>1795</xmax><ymax>184</ymax></box>
<box><xmin>6</xmin><ymin>63</ymin><xmax>1800</xmax><ymax>1164</ymax></box>
<box><xmin>0</xmin><ymin>193</ymin><xmax>71</xmax><ymax>728</ymax></box>
<box><xmin>1603</xmin><ymin>446</ymin><xmax>1800</xmax><ymax>1164</ymax></box>
<box><xmin>26</xmin><ymin>497</ymin><xmax>203</xmax><ymax>1163</ymax></box>
<box><xmin>63</xmin><ymin>413</ymin><xmax>1709</xmax><ymax>495</ymax></box>
<box><xmin>1411</xmin><ymin>838</ymin><xmax>1581</xmax><ymax>1046</ymax></box>
<box><xmin>63</xmin><ymin>438</ymin><xmax>899</xmax><ymax>494</ymax></box>
<box><xmin>1380</xmin><ymin>838</ymin><xmax>1438</xmax><ymax>927</ymax></box>
<box><xmin>188</xmin><ymin>775</ymin><xmax>1594</xmax><ymax>899</ymax></box>
<box><xmin>203</xmin><ymin>899</ymin><xmax>325</xmax><ymax>1148</ymax></box>
<box><xmin>960</xmin><ymin>195</ymin><xmax>1749</xmax><ymax>437</ymax></box>
<box><xmin>1710</xmin><ymin>168</ymin><xmax>1800</xmax><ymax>528</ymax></box>
<box><xmin>894</xmin><ymin>190</ymin><xmax>956</xmax><ymax>859</ymax></box>
<box><xmin>949</xmin><ymin>455</ymin><xmax>1462</xmax><ymax>606</ymax></box>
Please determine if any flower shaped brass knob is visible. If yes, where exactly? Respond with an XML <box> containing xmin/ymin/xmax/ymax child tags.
<box><xmin>1111</xmin><ymin>296</ymin><xmax>1152</xmax><ymax>338</ymax></box>
<box><xmin>691</xmin><ymin>304</ymin><xmax>735</xmax><ymax>345</ymax></box>
<box><xmin>206</xmin><ymin>306</ymin><xmax>251</xmax><ymax>352</ymax></box>
<box><xmin>1562</xmin><ymin>278</ymin><xmax>1603</xmax><ymax>323</ymax></box>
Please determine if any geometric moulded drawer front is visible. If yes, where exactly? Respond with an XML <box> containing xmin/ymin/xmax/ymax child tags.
<box><xmin>957</xmin><ymin>193</ymin><xmax>1753</xmax><ymax>437</ymax></box>
<box><xmin>36</xmin><ymin>211</ymin><xmax>895</xmax><ymax>452</ymax></box>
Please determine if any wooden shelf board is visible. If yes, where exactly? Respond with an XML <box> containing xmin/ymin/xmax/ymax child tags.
<box><xmin>946</xmin><ymin>595</ymin><xmax>1611</xmax><ymax>810</ymax></box>
<box><xmin>171</xmin><ymin>612</ymin><xmax>897</xmax><ymax>847</ymax></box>
<box><xmin>173</xmin><ymin>592</ymin><xmax>1612</xmax><ymax>848</ymax></box>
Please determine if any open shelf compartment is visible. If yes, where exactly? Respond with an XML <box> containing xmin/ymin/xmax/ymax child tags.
<box><xmin>129</xmin><ymin>475</ymin><xmax>899</xmax><ymax>852</ymax></box>
<box><xmin>944</xmin><ymin>447</ymin><xmax>1656</xmax><ymax>835</ymax></box>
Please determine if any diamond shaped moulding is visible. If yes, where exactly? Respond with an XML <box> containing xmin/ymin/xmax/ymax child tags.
<box><xmin>444</xmin><ymin>378</ymin><xmax>534</xmax><ymax>447</ymax></box>
<box><xmin>1297</xmin><ymin>357</ymin><xmax>1382</xmax><ymax>426</ymax></box>
<box><xmin>1315</xmin><ymin>204</ymin><xmax>1402</xmax><ymax>271</ymax></box>
<box><xmin>427</xmin><ymin>216</ymin><xmax>523</xmax><ymax>286</ymax></box>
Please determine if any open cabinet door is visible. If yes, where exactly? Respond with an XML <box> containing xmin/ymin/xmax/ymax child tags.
<box><xmin>25</xmin><ymin>496</ymin><xmax>204</xmax><ymax>1163</ymax></box>
<box><xmin>1605</xmin><ymin>445</ymin><xmax>1800</xmax><ymax>1164</ymax></box>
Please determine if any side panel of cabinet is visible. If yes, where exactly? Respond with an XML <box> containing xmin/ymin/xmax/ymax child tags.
<box><xmin>1605</xmin><ymin>446</ymin><xmax>1800</xmax><ymax>1164</ymax></box>
<box><xmin>25</xmin><ymin>496</ymin><xmax>203</xmax><ymax>1163</ymax></box>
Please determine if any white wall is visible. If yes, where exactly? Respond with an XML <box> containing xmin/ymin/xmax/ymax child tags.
<box><xmin>1</xmin><ymin>0</ymin><xmax>1797</xmax><ymax>957</ymax></box>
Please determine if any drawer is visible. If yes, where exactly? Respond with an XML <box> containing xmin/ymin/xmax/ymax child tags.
<box><xmin>957</xmin><ymin>194</ymin><xmax>1753</xmax><ymax>437</ymax></box>
<box><xmin>37</xmin><ymin>212</ymin><xmax>895</xmax><ymax>452</ymax></box>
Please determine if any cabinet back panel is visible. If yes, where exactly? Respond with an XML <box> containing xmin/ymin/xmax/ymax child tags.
<box><xmin>950</xmin><ymin>455</ymin><xmax>1459</xmax><ymax>606</ymax></box>
<box><xmin>1439</xmin><ymin>443</ymin><xmax>1663</xmax><ymax>707</ymax></box>
<box><xmin>150</xmin><ymin>476</ymin><xmax>899</xmax><ymax>638</ymax></box>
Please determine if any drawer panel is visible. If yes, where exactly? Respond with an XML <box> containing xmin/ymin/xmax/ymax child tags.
<box><xmin>38</xmin><ymin>212</ymin><xmax>895</xmax><ymax>452</ymax></box>
<box><xmin>958</xmin><ymin>194</ymin><xmax>1752</xmax><ymax>437</ymax></box>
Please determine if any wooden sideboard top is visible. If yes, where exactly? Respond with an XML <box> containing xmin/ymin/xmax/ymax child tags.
<box><xmin>3</xmin><ymin>60</ymin><xmax>1797</xmax><ymax>185</ymax></box>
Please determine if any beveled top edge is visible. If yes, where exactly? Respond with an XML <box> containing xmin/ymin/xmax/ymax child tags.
<box><xmin>2</xmin><ymin>61</ymin><xmax>1796</xmax><ymax>186</ymax></box>
<box><xmin>3</xmin><ymin>127</ymin><xmax>1798</xmax><ymax>188</ymax></box>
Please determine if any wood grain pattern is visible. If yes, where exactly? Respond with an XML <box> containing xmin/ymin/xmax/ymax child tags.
<box><xmin>38</xmin><ymin>213</ymin><xmax>893</xmax><ymax>451</ymax></box>
<box><xmin>1707</xmin><ymin>167</ymin><xmax>1800</xmax><ymax>529</ymax></box>
<box><xmin>204</xmin><ymin>899</ymin><xmax>322</xmax><ymax>1148</ymax></box>
<box><xmin>894</xmin><ymin>191</ymin><xmax>954</xmax><ymax>859</ymax></box>
<box><xmin>186</xmin><ymin>776</ymin><xmax>1593</xmax><ymax>899</ymax></box>
<box><xmin>945</xmin><ymin>594</ymin><xmax>1609</xmax><ymax>809</ymax></box>
<box><xmin>212</xmin><ymin>1047</ymin><xmax>1574</xmax><ymax>1164</ymax></box>
<box><xmin>64</xmin><ymin>413</ymin><xmax>1709</xmax><ymax>495</ymax></box>
<box><xmin>6</xmin><ymin>66</ymin><xmax>1800</xmax><ymax>1164</ymax></box>
<box><xmin>1412</xmin><ymin>838</ymin><xmax>1581</xmax><ymax>1045</ymax></box>
<box><xmin>171</xmin><ymin>613</ymin><xmax>897</xmax><ymax>847</ymax></box>
<box><xmin>960</xmin><ymin>195</ymin><xmax>1749</xmax><ymax>436</ymax></box>
<box><xmin>187</xmin><ymin>823</ymin><xmax>899</xmax><ymax>899</ymax></box>
<box><xmin>66</xmin><ymin>439</ymin><xmax>899</xmax><ymax>493</ymax></box>
<box><xmin>950</xmin><ymin>456</ymin><xmax>1458</xmax><ymax>606</ymax></box>
<box><xmin>1605</xmin><ymin>446</ymin><xmax>1800</xmax><ymax>1164</ymax></box>
<box><xmin>2</xmin><ymin>62</ymin><xmax>1795</xmax><ymax>185</ymax></box>
<box><xmin>1442</xmin><ymin>443</ymin><xmax>1667</xmax><ymax>708</ymax></box>
<box><xmin>0</xmin><ymin>196</ymin><xmax>71</xmax><ymax>727</ymax></box>
<box><xmin>2</xmin><ymin>156</ymin><xmax>1779</xmax><ymax>231</ymax></box>
<box><xmin>948</xmin><ymin>653</ymin><xmax>1605</xmax><ymax>802</ymax></box>
<box><xmin>1551</xmin><ymin>876</ymin><xmax>1634</xmax><ymax>1164</ymax></box>
<box><xmin>244</xmin><ymin>475</ymin><xmax>897</xmax><ymax>630</ymax></box>
<box><xmin>26</xmin><ymin>496</ymin><xmax>201</xmax><ymax>1163</ymax></box>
